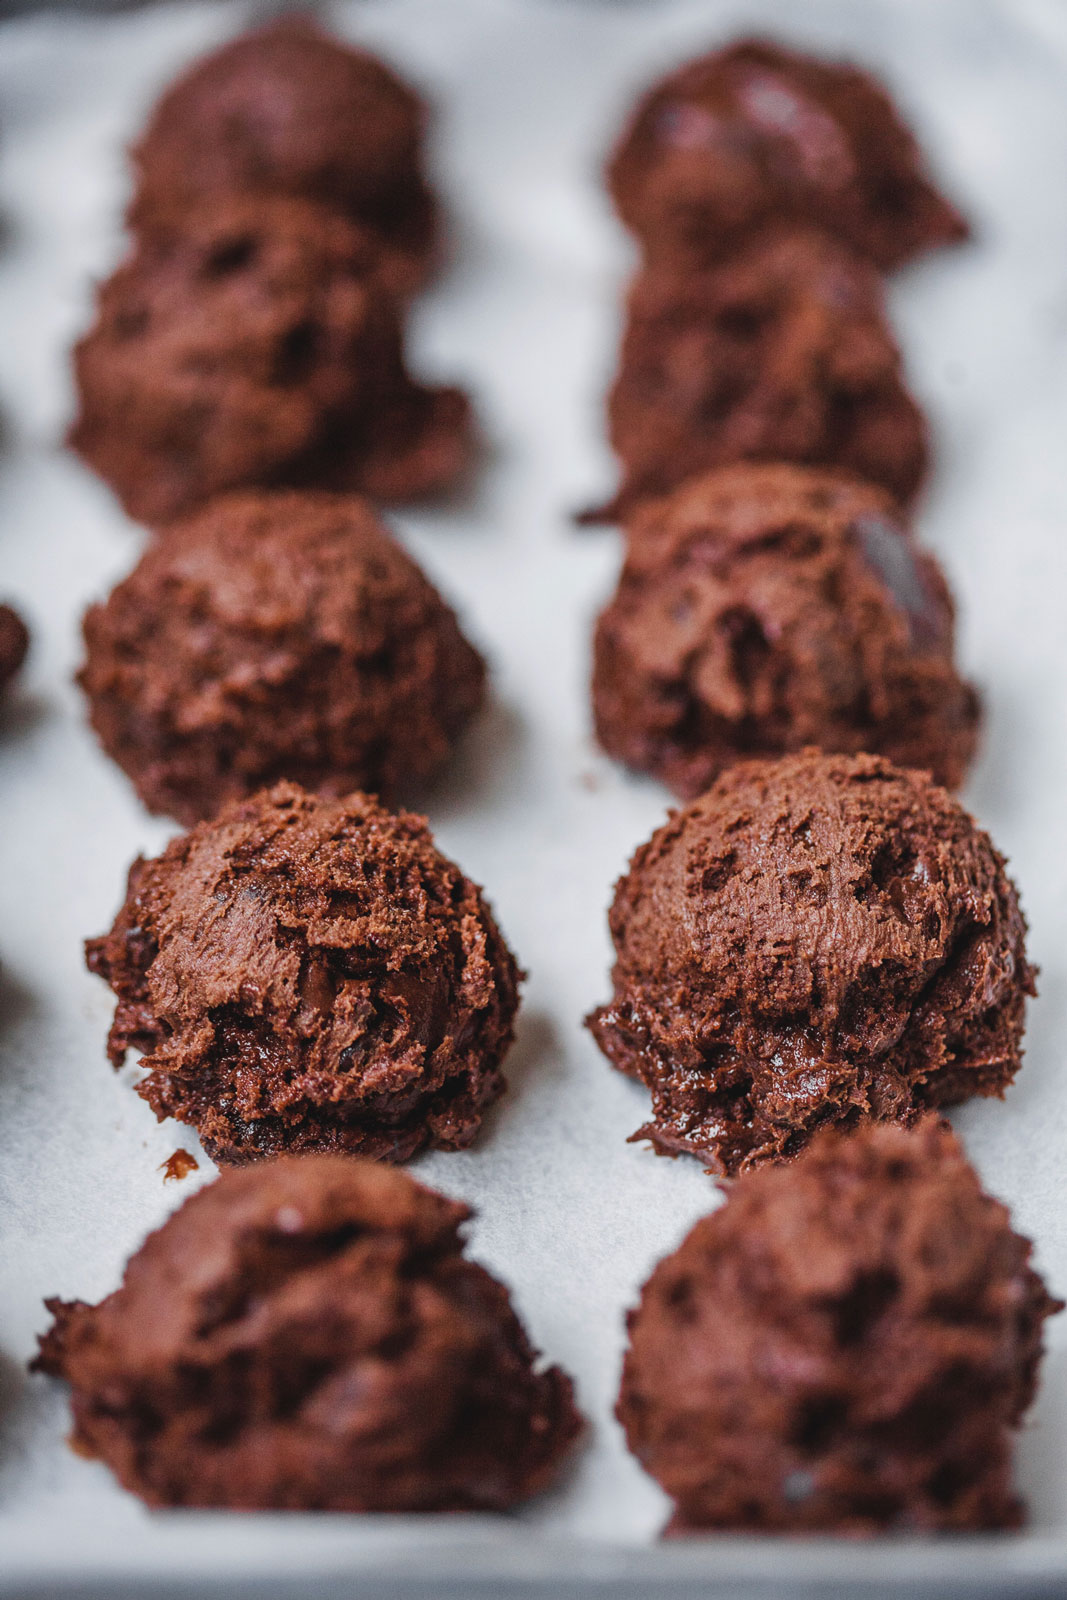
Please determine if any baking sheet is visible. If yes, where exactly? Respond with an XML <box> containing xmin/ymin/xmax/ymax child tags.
<box><xmin>2</xmin><ymin>0</ymin><xmax>1067</xmax><ymax>1592</ymax></box>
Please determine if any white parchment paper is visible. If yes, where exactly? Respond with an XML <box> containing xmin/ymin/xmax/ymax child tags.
<box><xmin>2</xmin><ymin>0</ymin><xmax>1067</xmax><ymax>1589</ymax></box>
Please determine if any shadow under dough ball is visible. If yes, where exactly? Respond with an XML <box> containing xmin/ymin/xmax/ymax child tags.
<box><xmin>593</xmin><ymin>463</ymin><xmax>979</xmax><ymax>797</ymax></box>
<box><xmin>34</xmin><ymin>1156</ymin><xmax>582</xmax><ymax>1510</ymax></box>
<box><xmin>69</xmin><ymin>196</ymin><xmax>472</xmax><ymax>527</ymax></box>
<box><xmin>0</xmin><ymin>603</ymin><xmax>29</xmax><ymax>696</ymax></box>
<box><xmin>607</xmin><ymin>36</ymin><xmax>969</xmax><ymax>274</ymax></box>
<box><xmin>585</xmin><ymin>227</ymin><xmax>927</xmax><ymax>523</ymax></box>
<box><xmin>588</xmin><ymin>749</ymin><xmax>1033</xmax><ymax>1175</ymax></box>
<box><xmin>79</xmin><ymin>490</ymin><xmax>486</xmax><ymax>825</ymax></box>
<box><xmin>128</xmin><ymin>17</ymin><xmax>438</xmax><ymax>298</ymax></box>
<box><xmin>86</xmin><ymin>782</ymin><xmax>521</xmax><ymax>1164</ymax></box>
<box><xmin>618</xmin><ymin>1118</ymin><xmax>1060</xmax><ymax>1533</ymax></box>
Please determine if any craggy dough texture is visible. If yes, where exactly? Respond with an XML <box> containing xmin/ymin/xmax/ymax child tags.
<box><xmin>588</xmin><ymin>750</ymin><xmax>1033</xmax><ymax>1174</ymax></box>
<box><xmin>618</xmin><ymin>1119</ymin><xmax>1060</xmax><ymax>1533</ymax></box>
<box><xmin>70</xmin><ymin>196</ymin><xmax>471</xmax><ymax>526</ymax></box>
<box><xmin>34</xmin><ymin>1157</ymin><xmax>582</xmax><ymax>1510</ymax></box>
<box><xmin>86</xmin><ymin>783</ymin><xmax>521</xmax><ymax>1164</ymax></box>
<box><xmin>593</xmin><ymin>464</ymin><xmax>979</xmax><ymax>797</ymax></box>
<box><xmin>608</xmin><ymin>37</ymin><xmax>969</xmax><ymax>275</ymax></box>
<box><xmin>0</xmin><ymin>604</ymin><xmax>28</xmax><ymax>695</ymax></box>
<box><xmin>587</xmin><ymin>228</ymin><xmax>927</xmax><ymax>523</ymax></box>
<box><xmin>79</xmin><ymin>490</ymin><xmax>486</xmax><ymax>825</ymax></box>
<box><xmin>129</xmin><ymin>18</ymin><xmax>438</xmax><ymax>298</ymax></box>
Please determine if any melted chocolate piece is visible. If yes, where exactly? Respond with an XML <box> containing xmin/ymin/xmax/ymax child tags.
<box><xmin>734</xmin><ymin>68</ymin><xmax>855</xmax><ymax>189</ymax></box>
<box><xmin>853</xmin><ymin>512</ymin><xmax>947</xmax><ymax>648</ymax></box>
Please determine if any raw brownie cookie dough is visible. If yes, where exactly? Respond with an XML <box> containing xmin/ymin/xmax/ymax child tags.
<box><xmin>618</xmin><ymin>1118</ymin><xmax>1059</xmax><ymax>1533</ymax></box>
<box><xmin>586</xmin><ymin>228</ymin><xmax>928</xmax><ymax>522</ymax></box>
<box><xmin>588</xmin><ymin>749</ymin><xmax>1033</xmax><ymax>1174</ymax></box>
<box><xmin>608</xmin><ymin>37</ymin><xmax>969</xmax><ymax>275</ymax></box>
<box><xmin>593</xmin><ymin>463</ymin><xmax>979</xmax><ymax>796</ymax></box>
<box><xmin>129</xmin><ymin>18</ymin><xmax>438</xmax><ymax>297</ymax></box>
<box><xmin>79</xmin><ymin>490</ymin><xmax>485</xmax><ymax>825</ymax></box>
<box><xmin>86</xmin><ymin>783</ymin><xmax>520</xmax><ymax>1164</ymax></box>
<box><xmin>0</xmin><ymin>604</ymin><xmax>28</xmax><ymax>696</ymax></box>
<box><xmin>70</xmin><ymin>197</ymin><xmax>472</xmax><ymax>526</ymax></box>
<box><xmin>34</xmin><ymin>1156</ymin><xmax>581</xmax><ymax>1510</ymax></box>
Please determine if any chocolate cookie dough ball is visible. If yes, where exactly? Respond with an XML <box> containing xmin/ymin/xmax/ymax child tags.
<box><xmin>588</xmin><ymin>750</ymin><xmax>1033</xmax><ymax>1174</ymax></box>
<box><xmin>608</xmin><ymin>37</ymin><xmax>969</xmax><ymax>274</ymax></box>
<box><xmin>34</xmin><ymin>1156</ymin><xmax>581</xmax><ymax>1510</ymax></box>
<box><xmin>588</xmin><ymin>229</ymin><xmax>927</xmax><ymax>523</ymax></box>
<box><xmin>618</xmin><ymin>1118</ymin><xmax>1059</xmax><ymax>1533</ymax></box>
<box><xmin>0</xmin><ymin>604</ymin><xmax>28</xmax><ymax>696</ymax></box>
<box><xmin>129</xmin><ymin>18</ymin><xmax>438</xmax><ymax>297</ymax></box>
<box><xmin>70</xmin><ymin>197</ymin><xmax>472</xmax><ymax>526</ymax></box>
<box><xmin>593</xmin><ymin>464</ymin><xmax>979</xmax><ymax>797</ymax></box>
<box><xmin>79</xmin><ymin>491</ymin><xmax>486</xmax><ymax>825</ymax></box>
<box><xmin>86</xmin><ymin>782</ymin><xmax>520</xmax><ymax>1164</ymax></box>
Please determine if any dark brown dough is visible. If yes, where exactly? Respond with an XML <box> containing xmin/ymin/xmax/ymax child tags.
<box><xmin>0</xmin><ymin>604</ymin><xmax>28</xmax><ymax>695</ymax></box>
<box><xmin>34</xmin><ymin>1155</ymin><xmax>581</xmax><ymax>1510</ymax></box>
<box><xmin>592</xmin><ymin>463</ymin><xmax>979</xmax><ymax>796</ymax></box>
<box><xmin>70</xmin><ymin>196</ymin><xmax>472</xmax><ymax>526</ymax></box>
<box><xmin>129</xmin><ymin>18</ymin><xmax>438</xmax><ymax>298</ymax></box>
<box><xmin>586</xmin><ymin>228</ymin><xmax>928</xmax><ymax>523</ymax></box>
<box><xmin>608</xmin><ymin>37</ymin><xmax>969</xmax><ymax>275</ymax></box>
<box><xmin>618</xmin><ymin>1117</ymin><xmax>1060</xmax><ymax>1533</ymax></box>
<box><xmin>588</xmin><ymin>749</ymin><xmax>1033</xmax><ymax>1174</ymax></box>
<box><xmin>79</xmin><ymin>490</ymin><xmax>486</xmax><ymax>825</ymax></box>
<box><xmin>86</xmin><ymin>782</ymin><xmax>521</xmax><ymax>1164</ymax></box>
